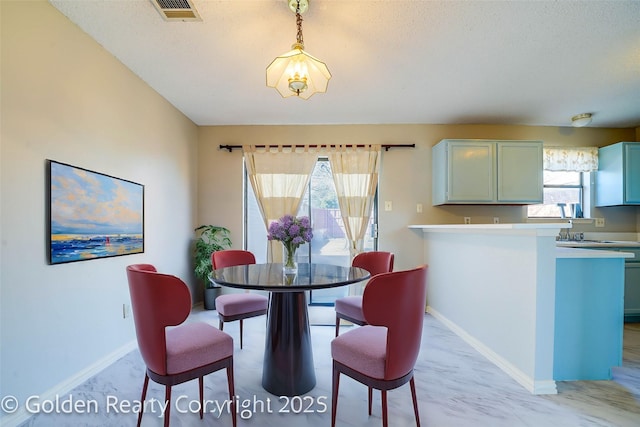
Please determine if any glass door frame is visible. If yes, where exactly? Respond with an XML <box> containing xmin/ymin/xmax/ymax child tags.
<box><xmin>243</xmin><ymin>157</ymin><xmax>379</xmax><ymax>306</ymax></box>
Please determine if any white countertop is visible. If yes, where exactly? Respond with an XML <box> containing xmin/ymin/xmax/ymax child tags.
<box><xmin>409</xmin><ymin>223</ymin><xmax>571</xmax><ymax>237</ymax></box>
<box><xmin>409</xmin><ymin>223</ymin><xmax>570</xmax><ymax>230</ymax></box>
<box><xmin>555</xmin><ymin>247</ymin><xmax>635</xmax><ymax>259</ymax></box>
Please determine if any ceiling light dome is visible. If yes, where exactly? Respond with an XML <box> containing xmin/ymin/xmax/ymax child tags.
<box><xmin>571</xmin><ymin>113</ymin><xmax>592</xmax><ymax>127</ymax></box>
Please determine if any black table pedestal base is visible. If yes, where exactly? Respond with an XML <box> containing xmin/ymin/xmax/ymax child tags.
<box><xmin>262</xmin><ymin>291</ymin><xmax>315</xmax><ymax>396</ymax></box>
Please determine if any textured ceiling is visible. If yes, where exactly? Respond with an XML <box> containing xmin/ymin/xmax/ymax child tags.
<box><xmin>49</xmin><ymin>0</ymin><xmax>640</xmax><ymax>128</ymax></box>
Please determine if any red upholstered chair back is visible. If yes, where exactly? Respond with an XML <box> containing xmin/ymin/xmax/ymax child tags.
<box><xmin>126</xmin><ymin>264</ymin><xmax>192</xmax><ymax>376</ymax></box>
<box><xmin>362</xmin><ymin>265</ymin><xmax>428</xmax><ymax>380</ymax></box>
<box><xmin>352</xmin><ymin>251</ymin><xmax>394</xmax><ymax>277</ymax></box>
<box><xmin>212</xmin><ymin>250</ymin><xmax>256</xmax><ymax>269</ymax></box>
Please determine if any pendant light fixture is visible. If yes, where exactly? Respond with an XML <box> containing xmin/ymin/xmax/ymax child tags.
<box><xmin>266</xmin><ymin>0</ymin><xmax>331</xmax><ymax>100</ymax></box>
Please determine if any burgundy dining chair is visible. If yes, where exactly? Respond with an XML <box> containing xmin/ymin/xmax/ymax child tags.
<box><xmin>211</xmin><ymin>250</ymin><xmax>269</xmax><ymax>349</ymax></box>
<box><xmin>126</xmin><ymin>264</ymin><xmax>236</xmax><ymax>427</ymax></box>
<box><xmin>334</xmin><ymin>251</ymin><xmax>395</xmax><ymax>336</ymax></box>
<box><xmin>331</xmin><ymin>265</ymin><xmax>428</xmax><ymax>427</ymax></box>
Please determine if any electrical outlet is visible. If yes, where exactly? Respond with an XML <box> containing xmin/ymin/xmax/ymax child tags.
<box><xmin>384</xmin><ymin>201</ymin><xmax>392</xmax><ymax>211</ymax></box>
<box><xmin>493</xmin><ymin>217</ymin><xmax>500</xmax><ymax>224</ymax></box>
<box><xmin>416</xmin><ymin>203</ymin><xmax>423</xmax><ymax>213</ymax></box>
<box><xmin>122</xmin><ymin>303</ymin><xmax>131</xmax><ymax>319</ymax></box>
<box><xmin>595</xmin><ymin>218</ymin><xmax>605</xmax><ymax>228</ymax></box>
<box><xmin>464</xmin><ymin>217</ymin><xmax>471</xmax><ymax>224</ymax></box>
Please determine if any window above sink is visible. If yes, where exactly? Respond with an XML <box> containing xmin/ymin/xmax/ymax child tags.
<box><xmin>528</xmin><ymin>171</ymin><xmax>591</xmax><ymax>219</ymax></box>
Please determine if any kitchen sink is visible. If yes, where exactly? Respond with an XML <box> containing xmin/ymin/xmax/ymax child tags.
<box><xmin>558</xmin><ymin>239</ymin><xmax>611</xmax><ymax>243</ymax></box>
<box><xmin>557</xmin><ymin>240</ymin><xmax>640</xmax><ymax>246</ymax></box>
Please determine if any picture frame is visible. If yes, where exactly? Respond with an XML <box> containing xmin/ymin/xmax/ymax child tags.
<box><xmin>47</xmin><ymin>160</ymin><xmax>144</xmax><ymax>264</ymax></box>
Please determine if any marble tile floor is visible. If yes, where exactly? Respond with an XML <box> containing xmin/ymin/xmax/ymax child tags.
<box><xmin>20</xmin><ymin>308</ymin><xmax>640</xmax><ymax>427</ymax></box>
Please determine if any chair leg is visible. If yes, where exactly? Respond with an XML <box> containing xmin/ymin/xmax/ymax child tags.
<box><xmin>335</xmin><ymin>315</ymin><xmax>340</xmax><ymax>337</ymax></box>
<box><xmin>331</xmin><ymin>361</ymin><xmax>340</xmax><ymax>427</ymax></box>
<box><xmin>410</xmin><ymin>376</ymin><xmax>421</xmax><ymax>427</ymax></box>
<box><xmin>381</xmin><ymin>390</ymin><xmax>388</xmax><ymax>427</ymax></box>
<box><xmin>199</xmin><ymin>377</ymin><xmax>204</xmax><ymax>419</ymax></box>
<box><xmin>219</xmin><ymin>319</ymin><xmax>224</xmax><ymax>330</ymax></box>
<box><xmin>368</xmin><ymin>386</ymin><xmax>373</xmax><ymax>415</ymax></box>
<box><xmin>226</xmin><ymin>361</ymin><xmax>237</xmax><ymax>427</ymax></box>
<box><xmin>164</xmin><ymin>385</ymin><xmax>172</xmax><ymax>427</ymax></box>
<box><xmin>137</xmin><ymin>374</ymin><xmax>149</xmax><ymax>427</ymax></box>
<box><xmin>239</xmin><ymin>319</ymin><xmax>244</xmax><ymax>349</ymax></box>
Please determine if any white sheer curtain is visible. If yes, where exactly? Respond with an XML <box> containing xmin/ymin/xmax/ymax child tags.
<box><xmin>243</xmin><ymin>145</ymin><xmax>318</xmax><ymax>261</ymax></box>
<box><xmin>543</xmin><ymin>147</ymin><xmax>598</xmax><ymax>172</ymax></box>
<box><xmin>326</xmin><ymin>145</ymin><xmax>381</xmax><ymax>260</ymax></box>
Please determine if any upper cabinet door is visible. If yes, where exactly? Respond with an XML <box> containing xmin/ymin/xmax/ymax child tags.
<box><xmin>624</xmin><ymin>143</ymin><xmax>640</xmax><ymax>204</ymax></box>
<box><xmin>497</xmin><ymin>142</ymin><xmax>543</xmax><ymax>203</ymax></box>
<box><xmin>596</xmin><ymin>142</ymin><xmax>640</xmax><ymax>206</ymax></box>
<box><xmin>447</xmin><ymin>141</ymin><xmax>495</xmax><ymax>202</ymax></box>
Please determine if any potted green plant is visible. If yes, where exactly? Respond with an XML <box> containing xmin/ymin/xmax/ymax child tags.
<box><xmin>194</xmin><ymin>225</ymin><xmax>232</xmax><ymax>310</ymax></box>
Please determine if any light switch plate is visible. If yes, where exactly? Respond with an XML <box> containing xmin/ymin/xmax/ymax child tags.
<box><xmin>384</xmin><ymin>201</ymin><xmax>392</xmax><ymax>211</ymax></box>
<box><xmin>595</xmin><ymin>218</ymin><xmax>605</xmax><ymax>227</ymax></box>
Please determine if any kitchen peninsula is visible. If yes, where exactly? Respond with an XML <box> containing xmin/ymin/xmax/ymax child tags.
<box><xmin>409</xmin><ymin>223</ymin><xmax>632</xmax><ymax>395</ymax></box>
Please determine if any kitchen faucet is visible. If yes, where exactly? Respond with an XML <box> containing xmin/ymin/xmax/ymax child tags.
<box><xmin>557</xmin><ymin>231</ymin><xmax>584</xmax><ymax>241</ymax></box>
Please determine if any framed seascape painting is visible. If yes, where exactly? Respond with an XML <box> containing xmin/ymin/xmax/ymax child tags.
<box><xmin>47</xmin><ymin>160</ymin><xmax>144</xmax><ymax>264</ymax></box>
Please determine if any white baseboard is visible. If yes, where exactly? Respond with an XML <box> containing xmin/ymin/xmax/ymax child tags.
<box><xmin>427</xmin><ymin>306</ymin><xmax>557</xmax><ymax>395</ymax></box>
<box><xmin>0</xmin><ymin>340</ymin><xmax>137</xmax><ymax>427</ymax></box>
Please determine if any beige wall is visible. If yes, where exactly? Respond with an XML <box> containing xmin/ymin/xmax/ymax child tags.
<box><xmin>1</xmin><ymin>1</ymin><xmax>198</xmax><ymax>420</ymax></box>
<box><xmin>198</xmin><ymin>125</ymin><xmax>638</xmax><ymax>271</ymax></box>
<box><xmin>1</xmin><ymin>1</ymin><xmax>638</xmax><ymax>424</ymax></box>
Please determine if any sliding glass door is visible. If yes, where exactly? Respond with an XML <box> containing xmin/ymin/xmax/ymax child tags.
<box><xmin>245</xmin><ymin>158</ymin><xmax>377</xmax><ymax>305</ymax></box>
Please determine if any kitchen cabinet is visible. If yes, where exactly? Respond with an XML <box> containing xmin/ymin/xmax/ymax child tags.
<box><xmin>432</xmin><ymin>139</ymin><xmax>543</xmax><ymax>205</ymax></box>
<box><xmin>557</xmin><ymin>243</ymin><xmax>640</xmax><ymax>323</ymax></box>
<box><xmin>595</xmin><ymin>142</ymin><xmax>640</xmax><ymax>206</ymax></box>
<box><xmin>554</xmin><ymin>256</ymin><xmax>625</xmax><ymax>380</ymax></box>
<box><xmin>626</xmin><ymin>261</ymin><xmax>640</xmax><ymax>322</ymax></box>
<box><xmin>605</xmin><ymin>247</ymin><xmax>640</xmax><ymax>322</ymax></box>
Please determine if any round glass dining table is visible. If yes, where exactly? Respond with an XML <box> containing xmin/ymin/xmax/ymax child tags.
<box><xmin>210</xmin><ymin>262</ymin><xmax>370</xmax><ymax>396</ymax></box>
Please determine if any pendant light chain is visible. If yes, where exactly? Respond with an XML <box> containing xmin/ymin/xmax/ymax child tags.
<box><xmin>295</xmin><ymin>2</ymin><xmax>304</xmax><ymax>46</ymax></box>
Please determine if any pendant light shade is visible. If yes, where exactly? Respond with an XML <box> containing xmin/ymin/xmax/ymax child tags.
<box><xmin>266</xmin><ymin>0</ymin><xmax>331</xmax><ymax>99</ymax></box>
<box><xmin>266</xmin><ymin>43</ymin><xmax>331</xmax><ymax>100</ymax></box>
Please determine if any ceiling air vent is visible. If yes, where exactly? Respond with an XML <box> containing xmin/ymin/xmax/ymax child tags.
<box><xmin>151</xmin><ymin>0</ymin><xmax>202</xmax><ymax>21</ymax></box>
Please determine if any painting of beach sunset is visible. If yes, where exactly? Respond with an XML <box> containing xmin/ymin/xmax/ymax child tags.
<box><xmin>48</xmin><ymin>160</ymin><xmax>144</xmax><ymax>264</ymax></box>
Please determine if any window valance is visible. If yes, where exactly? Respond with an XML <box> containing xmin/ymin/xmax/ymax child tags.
<box><xmin>543</xmin><ymin>147</ymin><xmax>598</xmax><ymax>172</ymax></box>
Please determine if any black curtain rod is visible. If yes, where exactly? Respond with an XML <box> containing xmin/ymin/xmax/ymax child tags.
<box><xmin>218</xmin><ymin>144</ymin><xmax>415</xmax><ymax>152</ymax></box>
